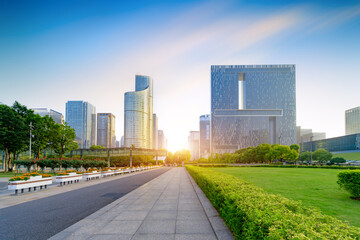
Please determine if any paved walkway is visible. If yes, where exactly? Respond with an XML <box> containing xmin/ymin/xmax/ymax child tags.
<box><xmin>50</xmin><ymin>167</ymin><xmax>233</xmax><ymax>240</ymax></box>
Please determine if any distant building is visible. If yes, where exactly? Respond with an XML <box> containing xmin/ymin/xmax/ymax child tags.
<box><xmin>188</xmin><ymin>131</ymin><xmax>200</xmax><ymax>160</ymax></box>
<box><xmin>211</xmin><ymin>65</ymin><xmax>296</xmax><ymax>154</ymax></box>
<box><xmin>32</xmin><ymin>108</ymin><xmax>64</xmax><ymax>124</ymax></box>
<box><xmin>300</xmin><ymin>133</ymin><xmax>360</xmax><ymax>153</ymax></box>
<box><xmin>153</xmin><ymin>114</ymin><xmax>158</xmax><ymax>149</ymax></box>
<box><xmin>158</xmin><ymin>130</ymin><xmax>167</xmax><ymax>150</ymax></box>
<box><xmin>97</xmin><ymin>113</ymin><xmax>115</xmax><ymax>148</ymax></box>
<box><xmin>346</xmin><ymin>106</ymin><xmax>360</xmax><ymax>135</ymax></box>
<box><xmin>296</xmin><ymin>126</ymin><xmax>326</xmax><ymax>144</ymax></box>
<box><xmin>124</xmin><ymin>75</ymin><xmax>153</xmax><ymax>149</ymax></box>
<box><xmin>115</xmin><ymin>140</ymin><xmax>120</xmax><ymax>148</ymax></box>
<box><xmin>199</xmin><ymin>114</ymin><xmax>210</xmax><ymax>158</ymax></box>
<box><xmin>65</xmin><ymin>101</ymin><xmax>96</xmax><ymax>149</ymax></box>
<box><xmin>120</xmin><ymin>136</ymin><xmax>124</xmax><ymax>147</ymax></box>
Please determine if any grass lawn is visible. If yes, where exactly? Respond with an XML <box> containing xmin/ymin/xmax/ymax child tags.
<box><xmin>212</xmin><ymin>167</ymin><xmax>360</xmax><ymax>227</ymax></box>
<box><xmin>333</xmin><ymin>152</ymin><xmax>360</xmax><ymax>160</ymax></box>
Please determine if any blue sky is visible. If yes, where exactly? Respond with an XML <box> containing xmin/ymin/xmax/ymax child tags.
<box><xmin>1</xmin><ymin>0</ymin><xmax>360</xmax><ymax>151</ymax></box>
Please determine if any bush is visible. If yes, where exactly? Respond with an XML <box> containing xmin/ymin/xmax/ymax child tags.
<box><xmin>186</xmin><ymin>166</ymin><xmax>360</xmax><ymax>239</ymax></box>
<box><xmin>198</xmin><ymin>164</ymin><xmax>228</xmax><ymax>167</ymax></box>
<box><xmin>337</xmin><ymin>170</ymin><xmax>360</xmax><ymax>199</ymax></box>
<box><xmin>330</xmin><ymin>157</ymin><xmax>346</xmax><ymax>165</ymax></box>
<box><xmin>250</xmin><ymin>164</ymin><xmax>360</xmax><ymax>170</ymax></box>
<box><xmin>59</xmin><ymin>160</ymin><xmax>72</xmax><ymax>170</ymax></box>
<box><xmin>71</xmin><ymin>159</ymin><xmax>82</xmax><ymax>170</ymax></box>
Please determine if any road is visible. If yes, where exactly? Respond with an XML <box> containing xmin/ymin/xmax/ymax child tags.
<box><xmin>0</xmin><ymin>167</ymin><xmax>170</xmax><ymax>240</ymax></box>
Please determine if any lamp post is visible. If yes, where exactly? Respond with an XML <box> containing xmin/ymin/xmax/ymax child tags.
<box><xmin>130</xmin><ymin>144</ymin><xmax>135</xmax><ymax>167</ymax></box>
<box><xmin>310</xmin><ymin>136</ymin><xmax>314</xmax><ymax>165</ymax></box>
<box><xmin>29</xmin><ymin>122</ymin><xmax>33</xmax><ymax>160</ymax></box>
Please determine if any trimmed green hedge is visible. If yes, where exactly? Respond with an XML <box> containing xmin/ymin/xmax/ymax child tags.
<box><xmin>338</xmin><ymin>170</ymin><xmax>360</xmax><ymax>199</ymax></box>
<box><xmin>250</xmin><ymin>164</ymin><xmax>360</xmax><ymax>170</ymax></box>
<box><xmin>186</xmin><ymin>165</ymin><xmax>360</xmax><ymax>239</ymax></box>
<box><xmin>198</xmin><ymin>164</ymin><xmax>228</xmax><ymax>168</ymax></box>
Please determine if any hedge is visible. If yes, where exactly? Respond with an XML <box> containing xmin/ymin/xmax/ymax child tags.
<box><xmin>198</xmin><ymin>164</ymin><xmax>229</xmax><ymax>168</ymax></box>
<box><xmin>337</xmin><ymin>170</ymin><xmax>360</xmax><ymax>199</ymax></box>
<box><xmin>186</xmin><ymin>165</ymin><xmax>360</xmax><ymax>239</ymax></box>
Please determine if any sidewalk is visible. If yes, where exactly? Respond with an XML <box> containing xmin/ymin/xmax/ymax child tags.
<box><xmin>50</xmin><ymin>167</ymin><xmax>233</xmax><ymax>240</ymax></box>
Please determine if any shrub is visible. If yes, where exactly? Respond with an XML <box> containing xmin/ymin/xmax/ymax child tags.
<box><xmin>9</xmin><ymin>176</ymin><xmax>29</xmax><ymax>181</ymax></box>
<box><xmin>71</xmin><ymin>159</ymin><xmax>82</xmax><ymax>170</ymax></box>
<box><xmin>60</xmin><ymin>160</ymin><xmax>72</xmax><ymax>170</ymax></box>
<box><xmin>198</xmin><ymin>164</ymin><xmax>228</xmax><ymax>167</ymax></box>
<box><xmin>330</xmin><ymin>157</ymin><xmax>346</xmax><ymax>165</ymax></box>
<box><xmin>186</xmin><ymin>166</ymin><xmax>360</xmax><ymax>239</ymax></box>
<box><xmin>337</xmin><ymin>170</ymin><xmax>360</xmax><ymax>199</ymax></box>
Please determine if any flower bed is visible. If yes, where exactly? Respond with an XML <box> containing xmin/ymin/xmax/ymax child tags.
<box><xmin>8</xmin><ymin>173</ymin><xmax>53</xmax><ymax>194</ymax></box>
<box><xmin>56</xmin><ymin>171</ymin><xmax>83</xmax><ymax>185</ymax></box>
<box><xmin>101</xmin><ymin>168</ymin><xmax>114</xmax><ymax>177</ymax></box>
<box><xmin>114</xmin><ymin>168</ymin><xmax>125</xmax><ymax>175</ymax></box>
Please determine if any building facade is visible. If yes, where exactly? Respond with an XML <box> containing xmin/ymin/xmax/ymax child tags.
<box><xmin>97</xmin><ymin>113</ymin><xmax>115</xmax><ymax>148</ymax></box>
<box><xmin>199</xmin><ymin>114</ymin><xmax>210</xmax><ymax>158</ymax></box>
<box><xmin>124</xmin><ymin>75</ymin><xmax>153</xmax><ymax>149</ymax></box>
<box><xmin>211</xmin><ymin>65</ymin><xmax>296</xmax><ymax>153</ymax></box>
<box><xmin>32</xmin><ymin>108</ymin><xmax>64</xmax><ymax>124</ymax></box>
<box><xmin>300</xmin><ymin>134</ymin><xmax>360</xmax><ymax>153</ymax></box>
<box><xmin>66</xmin><ymin>101</ymin><xmax>96</xmax><ymax>149</ymax></box>
<box><xmin>346</xmin><ymin>106</ymin><xmax>360</xmax><ymax>135</ymax></box>
<box><xmin>153</xmin><ymin>114</ymin><xmax>158</xmax><ymax>149</ymax></box>
<box><xmin>188</xmin><ymin>131</ymin><xmax>200</xmax><ymax>160</ymax></box>
<box><xmin>158</xmin><ymin>130</ymin><xmax>167</xmax><ymax>150</ymax></box>
<box><xmin>296</xmin><ymin>126</ymin><xmax>326</xmax><ymax>144</ymax></box>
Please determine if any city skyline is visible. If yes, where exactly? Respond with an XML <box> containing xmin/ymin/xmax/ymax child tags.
<box><xmin>1</xmin><ymin>0</ymin><xmax>360</xmax><ymax>152</ymax></box>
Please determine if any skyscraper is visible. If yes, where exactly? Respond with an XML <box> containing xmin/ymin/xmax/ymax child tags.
<box><xmin>124</xmin><ymin>75</ymin><xmax>153</xmax><ymax>149</ymax></box>
<box><xmin>158</xmin><ymin>130</ymin><xmax>167</xmax><ymax>150</ymax></box>
<box><xmin>188</xmin><ymin>131</ymin><xmax>200</xmax><ymax>160</ymax></box>
<box><xmin>97</xmin><ymin>113</ymin><xmax>115</xmax><ymax>148</ymax></box>
<box><xmin>66</xmin><ymin>101</ymin><xmax>96</xmax><ymax>149</ymax></box>
<box><xmin>32</xmin><ymin>108</ymin><xmax>64</xmax><ymax>124</ymax></box>
<box><xmin>153</xmin><ymin>113</ymin><xmax>158</xmax><ymax>149</ymax></box>
<box><xmin>211</xmin><ymin>65</ymin><xmax>296</xmax><ymax>153</ymax></box>
<box><xmin>345</xmin><ymin>106</ymin><xmax>360</xmax><ymax>135</ymax></box>
<box><xmin>199</xmin><ymin>114</ymin><xmax>210</xmax><ymax>158</ymax></box>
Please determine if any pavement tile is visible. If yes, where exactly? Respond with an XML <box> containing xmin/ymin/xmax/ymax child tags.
<box><xmin>177</xmin><ymin>210</ymin><xmax>207</xmax><ymax>220</ymax></box>
<box><xmin>146</xmin><ymin>210</ymin><xmax>177</xmax><ymax>220</ymax></box>
<box><xmin>152</xmin><ymin>203</ymin><xmax>178</xmax><ymax>211</ymax></box>
<box><xmin>96</xmin><ymin>220</ymin><xmax>143</xmax><ymax>234</ymax></box>
<box><xmin>115</xmin><ymin>210</ymin><xmax>150</xmax><ymax>221</ymax></box>
<box><xmin>137</xmin><ymin>219</ymin><xmax>176</xmax><ymax>234</ymax></box>
<box><xmin>88</xmin><ymin>234</ymin><xmax>133</xmax><ymax>240</ymax></box>
<box><xmin>174</xmin><ymin>233</ymin><xmax>218</xmax><ymax>240</ymax></box>
<box><xmin>176</xmin><ymin>220</ymin><xmax>214</xmax><ymax>234</ymax></box>
<box><xmin>178</xmin><ymin>203</ymin><xmax>203</xmax><ymax>211</ymax></box>
<box><xmin>131</xmin><ymin>233</ymin><xmax>175</xmax><ymax>240</ymax></box>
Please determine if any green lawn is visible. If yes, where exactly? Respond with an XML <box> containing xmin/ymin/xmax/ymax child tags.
<box><xmin>212</xmin><ymin>167</ymin><xmax>360</xmax><ymax>227</ymax></box>
<box><xmin>333</xmin><ymin>152</ymin><xmax>360</xmax><ymax>160</ymax></box>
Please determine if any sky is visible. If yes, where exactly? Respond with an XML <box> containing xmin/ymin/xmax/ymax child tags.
<box><xmin>1</xmin><ymin>0</ymin><xmax>360</xmax><ymax>152</ymax></box>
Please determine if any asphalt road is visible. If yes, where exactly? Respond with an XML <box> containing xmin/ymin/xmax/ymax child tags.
<box><xmin>0</xmin><ymin>168</ymin><xmax>170</xmax><ymax>240</ymax></box>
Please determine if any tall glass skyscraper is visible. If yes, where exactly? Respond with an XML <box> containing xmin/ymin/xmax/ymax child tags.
<box><xmin>345</xmin><ymin>106</ymin><xmax>360</xmax><ymax>135</ymax></box>
<box><xmin>124</xmin><ymin>75</ymin><xmax>153</xmax><ymax>149</ymax></box>
<box><xmin>211</xmin><ymin>65</ymin><xmax>296</xmax><ymax>153</ymax></box>
<box><xmin>199</xmin><ymin>114</ymin><xmax>210</xmax><ymax>158</ymax></box>
<box><xmin>97</xmin><ymin>113</ymin><xmax>115</xmax><ymax>148</ymax></box>
<box><xmin>65</xmin><ymin>101</ymin><xmax>96</xmax><ymax>149</ymax></box>
<box><xmin>32</xmin><ymin>108</ymin><xmax>64</xmax><ymax>124</ymax></box>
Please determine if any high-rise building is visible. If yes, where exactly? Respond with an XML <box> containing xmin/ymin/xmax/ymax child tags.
<box><xmin>199</xmin><ymin>114</ymin><xmax>210</xmax><ymax>158</ymax></box>
<box><xmin>188</xmin><ymin>131</ymin><xmax>200</xmax><ymax>160</ymax></box>
<box><xmin>124</xmin><ymin>75</ymin><xmax>153</xmax><ymax>149</ymax></box>
<box><xmin>158</xmin><ymin>130</ymin><xmax>167</xmax><ymax>150</ymax></box>
<box><xmin>115</xmin><ymin>140</ymin><xmax>120</xmax><ymax>148</ymax></box>
<box><xmin>153</xmin><ymin>114</ymin><xmax>158</xmax><ymax>149</ymax></box>
<box><xmin>211</xmin><ymin>65</ymin><xmax>296</xmax><ymax>154</ymax></box>
<box><xmin>120</xmin><ymin>136</ymin><xmax>124</xmax><ymax>147</ymax></box>
<box><xmin>66</xmin><ymin>101</ymin><xmax>96</xmax><ymax>149</ymax></box>
<box><xmin>97</xmin><ymin>113</ymin><xmax>115</xmax><ymax>148</ymax></box>
<box><xmin>32</xmin><ymin>108</ymin><xmax>64</xmax><ymax>124</ymax></box>
<box><xmin>345</xmin><ymin>106</ymin><xmax>360</xmax><ymax>135</ymax></box>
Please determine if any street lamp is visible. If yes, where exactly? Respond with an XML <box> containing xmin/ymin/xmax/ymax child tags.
<box><xmin>310</xmin><ymin>136</ymin><xmax>314</xmax><ymax>165</ymax></box>
<box><xmin>29</xmin><ymin>122</ymin><xmax>33</xmax><ymax>160</ymax></box>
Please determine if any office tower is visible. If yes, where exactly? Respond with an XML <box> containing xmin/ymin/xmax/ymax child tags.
<box><xmin>120</xmin><ymin>136</ymin><xmax>124</xmax><ymax>147</ymax></box>
<box><xmin>199</xmin><ymin>114</ymin><xmax>211</xmax><ymax>158</ymax></box>
<box><xmin>124</xmin><ymin>75</ymin><xmax>153</xmax><ymax>149</ymax></box>
<box><xmin>345</xmin><ymin>106</ymin><xmax>360</xmax><ymax>135</ymax></box>
<box><xmin>97</xmin><ymin>113</ymin><xmax>115</xmax><ymax>148</ymax></box>
<box><xmin>32</xmin><ymin>108</ymin><xmax>64</xmax><ymax>124</ymax></box>
<box><xmin>115</xmin><ymin>140</ymin><xmax>120</xmax><ymax>148</ymax></box>
<box><xmin>153</xmin><ymin>114</ymin><xmax>158</xmax><ymax>149</ymax></box>
<box><xmin>188</xmin><ymin>131</ymin><xmax>200</xmax><ymax>160</ymax></box>
<box><xmin>158</xmin><ymin>130</ymin><xmax>167</xmax><ymax>150</ymax></box>
<box><xmin>66</xmin><ymin>101</ymin><xmax>96</xmax><ymax>149</ymax></box>
<box><xmin>211</xmin><ymin>65</ymin><xmax>296</xmax><ymax>154</ymax></box>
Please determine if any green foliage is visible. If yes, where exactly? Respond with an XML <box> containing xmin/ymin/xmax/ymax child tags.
<box><xmin>290</xmin><ymin>144</ymin><xmax>300</xmax><ymax>152</ymax></box>
<box><xmin>59</xmin><ymin>159</ymin><xmax>72</xmax><ymax>170</ymax></box>
<box><xmin>48</xmin><ymin>123</ymin><xmax>78</xmax><ymax>158</ymax></box>
<box><xmin>43</xmin><ymin>159</ymin><xmax>59</xmax><ymax>172</ymax></box>
<box><xmin>299</xmin><ymin>151</ymin><xmax>311</xmax><ymax>162</ymax></box>
<box><xmin>250</xmin><ymin>164</ymin><xmax>360</xmax><ymax>170</ymax></box>
<box><xmin>198</xmin><ymin>164</ymin><xmax>228</xmax><ymax>167</ymax></box>
<box><xmin>90</xmin><ymin>145</ymin><xmax>106</xmax><ymax>149</ymax></box>
<box><xmin>166</xmin><ymin>149</ymin><xmax>191</xmax><ymax>165</ymax></box>
<box><xmin>36</xmin><ymin>159</ymin><xmax>48</xmax><ymax>172</ymax></box>
<box><xmin>265</xmin><ymin>144</ymin><xmax>299</xmax><ymax>163</ymax></box>
<box><xmin>313</xmin><ymin>149</ymin><xmax>333</xmax><ymax>163</ymax></box>
<box><xmin>71</xmin><ymin>159</ymin><xmax>82</xmax><ymax>170</ymax></box>
<box><xmin>13</xmin><ymin>160</ymin><xmax>34</xmax><ymax>172</ymax></box>
<box><xmin>337</xmin><ymin>170</ymin><xmax>360</xmax><ymax>199</ymax></box>
<box><xmin>186</xmin><ymin>166</ymin><xmax>360</xmax><ymax>239</ymax></box>
<box><xmin>330</xmin><ymin>157</ymin><xmax>346</xmax><ymax>165</ymax></box>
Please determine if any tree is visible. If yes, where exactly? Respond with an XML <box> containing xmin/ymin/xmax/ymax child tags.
<box><xmin>265</xmin><ymin>144</ymin><xmax>298</xmax><ymax>163</ymax></box>
<box><xmin>330</xmin><ymin>157</ymin><xmax>346</xmax><ymax>165</ymax></box>
<box><xmin>255</xmin><ymin>143</ymin><xmax>272</xmax><ymax>163</ymax></box>
<box><xmin>0</xmin><ymin>104</ymin><xmax>27</xmax><ymax>172</ymax></box>
<box><xmin>49</xmin><ymin>123</ymin><xmax>78</xmax><ymax>158</ymax></box>
<box><xmin>313</xmin><ymin>149</ymin><xmax>332</xmax><ymax>164</ymax></box>
<box><xmin>90</xmin><ymin>145</ymin><xmax>105</xmax><ymax>149</ymax></box>
<box><xmin>243</xmin><ymin>147</ymin><xmax>257</xmax><ymax>163</ymax></box>
<box><xmin>290</xmin><ymin>144</ymin><xmax>300</xmax><ymax>153</ymax></box>
<box><xmin>299</xmin><ymin>151</ymin><xmax>311</xmax><ymax>162</ymax></box>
